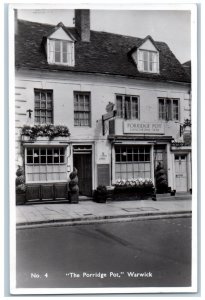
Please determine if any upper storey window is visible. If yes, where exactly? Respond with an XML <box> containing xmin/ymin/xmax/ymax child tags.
<box><xmin>48</xmin><ymin>39</ymin><xmax>74</xmax><ymax>66</ymax></box>
<box><xmin>131</xmin><ymin>36</ymin><xmax>159</xmax><ymax>74</ymax></box>
<box><xmin>46</xmin><ymin>24</ymin><xmax>75</xmax><ymax>66</ymax></box>
<box><xmin>138</xmin><ymin>50</ymin><xmax>158</xmax><ymax>73</ymax></box>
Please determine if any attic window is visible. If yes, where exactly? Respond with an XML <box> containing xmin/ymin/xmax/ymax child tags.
<box><xmin>47</xmin><ymin>39</ymin><xmax>74</xmax><ymax>66</ymax></box>
<box><xmin>137</xmin><ymin>50</ymin><xmax>159</xmax><ymax>73</ymax></box>
<box><xmin>137</xmin><ymin>49</ymin><xmax>159</xmax><ymax>73</ymax></box>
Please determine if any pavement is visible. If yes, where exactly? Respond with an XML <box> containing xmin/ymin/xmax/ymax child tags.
<box><xmin>16</xmin><ymin>193</ymin><xmax>192</xmax><ymax>229</ymax></box>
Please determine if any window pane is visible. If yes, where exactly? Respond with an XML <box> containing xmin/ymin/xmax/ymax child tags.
<box><xmin>41</xmin><ymin>156</ymin><xmax>46</xmax><ymax>163</ymax></box>
<box><xmin>27</xmin><ymin>156</ymin><xmax>33</xmax><ymax>163</ymax></box>
<box><xmin>173</xmin><ymin>99</ymin><xmax>179</xmax><ymax>120</ymax></box>
<box><xmin>62</xmin><ymin>41</ymin><xmax>67</xmax><ymax>52</ymax></box>
<box><xmin>132</xmin><ymin>97</ymin><xmax>138</xmax><ymax>119</ymax></box>
<box><xmin>41</xmin><ymin>92</ymin><xmax>46</xmax><ymax>100</ymax></box>
<box><xmin>55</xmin><ymin>52</ymin><xmax>60</xmax><ymax>63</ymax></box>
<box><xmin>125</xmin><ymin>96</ymin><xmax>131</xmax><ymax>119</ymax></box>
<box><xmin>63</xmin><ymin>52</ymin><xmax>67</xmax><ymax>63</ymax></box>
<box><xmin>74</xmin><ymin>93</ymin><xmax>90</xmax><ymax>126</ymax></box>
<box><xmin>159</xmin><ymin>99</ymin><xmax>165</xmax><ymax>120</ymax></box>
<box><xmin>116</xmin><ymin>95</ymin><xmax>123</xmax><ymax>117</ymax></box>
<box><xmin>47</xmin><ymin>92</ymin><xmax>52</xmax><ymax>101</ymax></box>
<box><xmin>35</xmin><ymin>92</ymin><xmax>40</xmax><ymax>100</ymax></box>
<box><xmin>55</xmin><ymin>40</ymin><xmax>61</xmax><ymax>51</ymax></box>
<box><xmin>27</xmin><ymin>149</ymin><xmax>33</xmax><ymax>155</ymax></box>
<box><xmin>41</xmin><ymin>101</ymin><xmax>46</xmax><ymax>108</ymax></box>
<box><xmin>35</xmin><ymin>101</ymin><xmax>40</xmax><ymax>108</ymax></box>
<box><xmin>166</xmin><ymin>99</ymin><xmax>172</xmax><ymax>120</ymax></box>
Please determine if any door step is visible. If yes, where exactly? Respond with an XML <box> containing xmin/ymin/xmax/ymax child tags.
<box><xmin>79</xmin><ymin>195</ymin><xmax>93</xmax><ymax>201</ymax></box>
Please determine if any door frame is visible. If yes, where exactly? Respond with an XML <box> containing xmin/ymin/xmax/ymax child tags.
<box><xmin>71</xmin><ymin>143</ymin><xmax>94</xmax><ymax>194</ymax></box>
<box><xmin>173</xmin><ymin>152</ymin><xmax>189</xmax><ymax>192</ymax></box>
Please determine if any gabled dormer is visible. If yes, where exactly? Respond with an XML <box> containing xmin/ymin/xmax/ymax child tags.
<box><xmin>131</xmin><ymin>35</ymin><xmax>160</xmax><ymax>74</ymax></box>
<box><xmin>44</xmin><ymin>22</ymin><xmax>76</xmax><ymax>66</ymax></box>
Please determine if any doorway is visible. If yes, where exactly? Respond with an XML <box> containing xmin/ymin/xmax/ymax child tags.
<box><xmin>73</xmin><ymin>145</ymin><xmax>92</xmax><ymax>196</ymax></box>
<box><xmin>175</xmin><ymin>154</ymin><xmax>188</xmax><ymax>192</ymax></box>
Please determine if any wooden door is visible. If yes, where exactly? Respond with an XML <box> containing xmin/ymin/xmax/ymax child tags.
<box><xmin>175</xmin><ymin>154</ymin><xmax>188</xmax><ymax>192</ymax></box>
<box><xmin>73</xmin><ymin>153</ymin><xmax>92</xmax><ymax>196</ymax></box>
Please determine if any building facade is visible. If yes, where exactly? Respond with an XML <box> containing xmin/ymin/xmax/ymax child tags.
<box><xmin>15</xmin><ymin>10</ymin><xmax>192</xmax><ymax>197</ymax></box>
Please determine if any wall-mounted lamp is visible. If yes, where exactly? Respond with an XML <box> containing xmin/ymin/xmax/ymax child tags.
<box><xmin>27</xmin><ymin>109</ymin><xmax>33</xmax><ymax>118</ymax></box>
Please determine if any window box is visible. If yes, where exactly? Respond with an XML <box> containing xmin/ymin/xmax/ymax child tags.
<box><xmin>113</xmin><ymin>185</ymin><xmax>155</xmax><ymax>201</ymax></box>
<box><xmin>21</xmin><ymin>135</ymin><xmax>70</xmax><ymax>142</ymax></box>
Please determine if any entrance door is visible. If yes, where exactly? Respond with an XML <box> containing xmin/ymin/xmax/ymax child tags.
<box><xmin>175</xmin><ymin>154</ymin><xmax>187</xmax><ymax>192</ymax></box>
<box><xmin>73</xmin><ymin>146</ymin><xmax>92</xmax><ymax>196</ymax></box>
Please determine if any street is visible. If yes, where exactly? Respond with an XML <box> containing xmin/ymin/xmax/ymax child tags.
<box><xmin>16</xmin><ymin>217</ymin><xmax>192</xmax><ymax>289</ymax></box>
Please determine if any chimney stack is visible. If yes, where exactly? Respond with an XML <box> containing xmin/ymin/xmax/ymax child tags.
<box><xmin>15</xmin><ymin>9</ymin><xmax>18</xmax><ymax>35</ymax></box>
<box><xmin>75</xmin><ymin>9</ymin><xmax>90</xmax><ymax>42</ymax></box>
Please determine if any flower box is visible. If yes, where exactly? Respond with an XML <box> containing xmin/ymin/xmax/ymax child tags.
<box><xmin>21</xmin><ymin>135</ymin><xmax>70</xmax><ymax>142</ymax></box>
<box><xmin>113</xmin><ymin>178</ymin><xmax>155</xmax><ymax>201</ymax></box>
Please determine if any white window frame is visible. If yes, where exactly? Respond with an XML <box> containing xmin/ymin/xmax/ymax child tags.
<box><xmin>138</xmin><ymin>49</ymin><xmax>159</xmax><ymax>73</ymax></box>
<box><xmin>47</xmin><ymin>38</ymin><xmax>75</xmax><ymax>66</ymax></box>
<box><xmin>115</xmin><ymin>145</ymin><xmax>151</xmax><ymax>180</ymax></box>
<box><xmin>158</xmin><ymin>98</ymin><xmax>180</xmax><ymax>121</ymax></box>
<box><xmin>25</xmin><ymin>146</ymin><xmax>67</xmax><ymax>183</ymax></box>
<box><xmin>74</xmin><ymin>92</ymin><xmax>91</xmax><ymax>127</ymax></box>
<box><xmin>116</xmin><ymin>94</ymin><xmax>140</xmax><ymax>120</ymax></box>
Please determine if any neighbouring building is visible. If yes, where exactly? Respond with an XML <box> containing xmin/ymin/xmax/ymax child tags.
<box><xmin>15</xmin><ymin>9</ymin><xmax>192</xmax><ymax>199</ymax></box>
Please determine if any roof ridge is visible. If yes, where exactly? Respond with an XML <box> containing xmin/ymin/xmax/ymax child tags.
<box><xmin>18</xmin><ymin>19</ymin><xmax>169</xmax><ymax>46</ymax></box>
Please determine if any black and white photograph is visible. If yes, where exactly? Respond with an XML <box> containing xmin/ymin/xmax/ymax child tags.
<box><xmin>9</xmin><ymin>3</ymin><xmax>198</xmax><ymax>295</ymax></box>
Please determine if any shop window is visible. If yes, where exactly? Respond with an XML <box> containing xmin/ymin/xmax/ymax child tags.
<box><xmin>138</xmin><ymin>50</ymin><xmax>159</xmax><ymax>73</ymax></box>
<box><xmin>25</xmin><ymin>147</ymin><xmax>67</xmax><ymax>182</ymax></box>
<box><xmin>116</xmin><ymin>95</ymin><xmax>139</xmax><ymax>119</ymax></box>
<box><xmin>74</xmin><ymin>92</ymin><xmax>91</xmax><ymax>126</ymax></box>
<box><xmin>34</xmin><ymin>89</ymin><xmax>53</xmax><ymax>124</ymax></box>
<box><xmin>159</xmin><ymin>98</ymin><xmax>179</xmax><ymax>121</ymax></box>
<box><xmin>115</xmin><ymin>145</ymin><xmax>151</xmax><ymax>179</ymax></box>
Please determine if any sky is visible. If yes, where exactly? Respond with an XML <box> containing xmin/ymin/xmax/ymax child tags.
<box><xmin>18</xmin><ymin>9</ymin><xmax>191</xmax><ymax>64</ymax></box>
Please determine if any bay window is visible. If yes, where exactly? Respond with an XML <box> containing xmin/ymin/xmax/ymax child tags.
<box><xmin>25</xmin><ymin>147</ymin><xmax>67</xmax><ymax>182</ymax></box>
<box><xmin>115</xmin><ymin>145</ymin><xmax>151</xmax><ymax>180</ymax></box>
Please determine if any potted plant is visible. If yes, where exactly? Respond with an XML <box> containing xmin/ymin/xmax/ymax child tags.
<box><xmin>16</xmin><ymin>184</ymin><xmax>26</xmax><ymax>205</ymax></box>
<box><xmin>94</xmin><ymin>185</ymin><xmax>107</xmax><ymax>203</ymax></box>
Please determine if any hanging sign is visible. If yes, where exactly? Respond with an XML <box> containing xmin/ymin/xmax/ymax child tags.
<box><xmin>124</xmin><ymin>121</ymin><xmax>165</xmax><ymax>134</ymax></box>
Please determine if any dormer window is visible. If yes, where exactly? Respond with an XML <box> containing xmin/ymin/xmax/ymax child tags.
<box><xmin>45</xmin><ymin>23</ymin><xmax>75</xmax><ymax>67</ymax></box>
<box><xmin>131</xmin><ymin>35</ymin><xmax>159</xmax><ymax>74</ymax></box>
<box><xmin>48</xmin><ymin>39</ymin><xmax>74</xmax><ymax>66</ymax></box>
<box><xmin>138</xmin><ymin>50</ymin><xmax>159</xmax><ymax>73</ymax></box>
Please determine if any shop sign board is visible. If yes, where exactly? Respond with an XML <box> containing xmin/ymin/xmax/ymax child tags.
<box><xmin>124</xmin><ymin>121</ymin><xmax>165</xmax><ymax>134</ymax></box>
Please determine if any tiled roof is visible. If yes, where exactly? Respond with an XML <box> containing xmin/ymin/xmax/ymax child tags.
<box><xmin>182</xmin><ymin>60</ymin><xmax>191</xmax><ymax>77</ymax></box>
<box><xmin>15</xmin><ymin>20</ymin><xmax>191</xmax><ymax>83</ymax></box>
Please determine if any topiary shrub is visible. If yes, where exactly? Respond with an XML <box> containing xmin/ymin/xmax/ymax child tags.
<box><xmin>155</xmin><ymin>162</ymin><xmax>168</xmax><ymax>194</ymax></box>
<box><xmin>68</xmin><ymin>167</ymin><xmax>79</xmax><ymax>203</ymax></box>
<box><xmin>16</xmin><ymin>166</ymin><xmax>26</xmax><ymax>205</ymax></box>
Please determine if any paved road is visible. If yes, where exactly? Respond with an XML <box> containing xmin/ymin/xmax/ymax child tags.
<box><xmin>16</xmin><ymin>217</ymin><xmax>192</xmax><ymax>289</ymax></box>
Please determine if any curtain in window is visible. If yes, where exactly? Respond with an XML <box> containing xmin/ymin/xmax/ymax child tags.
<box><xmin>48</xmin><ymin>39</ymin><xmax>55</xmax><ymax>63</ymax></box>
